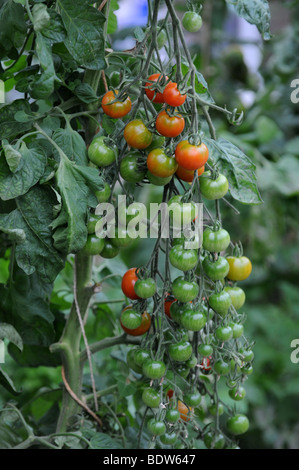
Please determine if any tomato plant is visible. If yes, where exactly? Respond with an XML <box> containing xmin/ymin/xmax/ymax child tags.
<box><xmin>0</xmin><ymin>0</ymin><xmax>267</xmax><ymax>451</ymax></box>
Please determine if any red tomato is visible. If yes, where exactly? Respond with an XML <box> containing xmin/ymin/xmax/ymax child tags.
<box><xmin>101</xmin><ymin>90</ymin><xmax>132</xmax><ymax>119</ymax></box>
<box><xmin>121</xmin><ymin>311</ymin><xmax>151</xmax><ymax>336</ymax></box>
<box><xmin>176</xmin><ymin>164</ymin><xmax>205</xmax><ymax>182</ymax></box>
<box><xmin>156</xmin><ymin>110</ymin><xmax>185</xmax><ymax>138</ymax></box>
<box><xmin>164</xmin><ymin>294</ymin><xmax>176</xmax><ymax>318</ymax></box>
<box><xmin>163</xmin><ymin>82</ymin><xmax>186</xmax><ymax>107</ymax></box>
<box><xmin>145</xmin><ymin>73</ymin><xmax>168</xmax><ymax>103</ymax></box>
<box><xmin>121</xmin><ymin>268</ymin><xmax>140</xmax><ymax>300</ymax></box>
<box><xmin>175</xmin><ymin>140</ymin><xmax>209</xmax><ymax>171</ymax></box>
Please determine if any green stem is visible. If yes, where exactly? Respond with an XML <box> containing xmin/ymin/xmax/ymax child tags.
<box><xmin>80</xmin><ymin>333</ymin><xmax>141</xmax><ymax>365</ymax></box>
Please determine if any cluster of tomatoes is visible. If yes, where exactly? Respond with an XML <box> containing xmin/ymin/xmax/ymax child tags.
<box><xmin>80</xmin><ymin>55</ymin><xmax>254</xmax><ymax>447</ymax></box>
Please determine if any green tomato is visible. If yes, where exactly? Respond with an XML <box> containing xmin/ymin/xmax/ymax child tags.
<box><xmin>160</xmin><ymin>431</ymin><xmax>177</xmax><ymax>445</ymax></box>
<box><xmin>142</xmin><ymin>387</ymin><xmax>160</xmax><ymax>408</ymax></box>
<box><xmin>204</xmin><ymin>432</ymin><xmax>225</xmax><ymax>450</ymax></box>
<box><xmin>169</xmin><ymin>244</ymin><xmax>198</xmax><ymax>272</ymax></box>
<box><xmin>184</xmin><ymin>391</ymin><xmax>201</xmax><ymax>407</ymax></box>
<box><xmin>186</xmin><ymin>354</ymin><xmax>197</xmax><ymax>369</ymax></box>
<box><xmin>109</xmin><ymin>227</ymin><xmax>132</xmax><ymax>248</ymax></box>
<box><xmin>226</xmin><ymin>414</ymin><xmax>249</xmax><ymax>435</ymax></box>
<box><xmin>213</xmin><ymin>359</ymin><xmax>230</xmax><ymax>375</ymax></box>
<box><xmin>176</xmin><ymin>365</ymin><xmax>189</xmax><ymax>378</ymax></box>
<box><xmin>172</xmin><ymin>277</ymin><xmax>199</xmax><ymax>303</ymax></box>
<box><xmin>215</xmin><ymin>325</ymin><xmax>233</xmax><ymax>342</ymax></box>
<box><xmin>127</xmin><ymin>348</ymin><xmax>142</xmax><ymax>374</ymax></box>
<box><xmin>147</xmin><ymin>419</ymin><xmax>166</xmax><ymax>436</ymax></box>
<box><xmin>169</xmin><ymin>341</ymin><xmax>192</xmax><ymax>362</ymax></box>
<box><xmin>134</xmin><ymin>348</ymin><xmax>151</xmax><ymax>367</ymax></box>
<box><xmin>181</xmin><ymin>308</ymin><xmax>207</xmax><ymax>331</ymax></box>
<box><xmin>208</xmin><ymin>403</ymin><xmax>224</xmax><ymax>417</ymax></box>
<box><xmin>224</xmin><ymin>286</ymin><xmax>246</xmax><ymax>310</ymax></box>
<box><xmin>95</xmin><ymin>182</ymin><xmax>111</xmax><ymax>203</ymax></box>
<box><xmin>241</xmin><ymin>364</ymin><xmax>253</xmax><ymax>375</ymax></box>
<box><xmin>229</xmin><ymin>386</ymin><xmax>246</xmax><ymax>401</ymax></box>
<box><xmin>120</xmin><ymin>308</ymin><xmax>142</xmax><ymax>329</ymax></box>
<box><xmin>88</xmin><ymin>136</ymin><xmax>118</xmax><ymax>167</ymax></box>
<box><xmin>120</xmin><ymin>153</ymin><xmax>146</xmax><ymax>183</ymax></box>
<box><xmin>87</xmin><ymin>213</ymin><xmax>102</xmax><ymax>234</ymax></box>
<box><xmin>182</xmin><ymin>11</ymin><xmax>203</xmax><ymax>33</ymax></box>
<box><xmin>209</xmin><ymin>290</ymin><xmax>232</xmax><ymax>317</ymax></box>
<box><xmin>199</xmin><ymin>171</ymin><xmax>229</xmax><ymax>200</ymax></box>
<box><xmin>229</xmin><ymin>322</ymin><xmax>244</xmax><ymax>339</ymax></box>
<box><xmin>142</xmin><ymin>360</ymin><xmax>166</xmax><ymax>380</ymax></box>
<box><xmin>165</xmin><ymin>409</ymin><xmax>180</xmax><ymax>424</ymax></box>
<box><xmin>202</xmin><ymin>256</ymin><xmax>230</xmax><ymax>281</ymax></box>
<box><xmin>202</xmin><ymin>227</ymin><xmax>230</xmax><ymax>253</ymax></box>
<box><xmin>81</xmin><ymin>234</ymin><xmax>105</xmax><ymax>256</ymax></box>
<box><xmin>157</xmin><ymin>30</ymin><xmax>167</xmax><ymax>49</ymax></box>
<box><xmin>100</xmin><ymin>239</ymin><xmax>119</xmax><ymax>258</ymax></box>
<box><xmin>134</xmin><ymin>278</ymin><xmax>156</xmax><ymax>299</ymax></box>
<box><xmin>198</xmin><ymin>343</ymin><xmax>213</xmax><ymax>357</ymax></box>
<box><xmin>240</xmin><ymin>348</ymin><xmax>254</xmax><ymax>363</ymax></box>
<box><xmin>169</xmin><ymin>302</ymin><xmax>187</xmax><ymax>325</ymax></box>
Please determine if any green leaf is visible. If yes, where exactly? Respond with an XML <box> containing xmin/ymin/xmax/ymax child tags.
<box><xmin>0</xmin><ymin>100</ymin><xmax>35</xmax><ymax>139</ymax></box>
<box><xmin>0</xmin><ymin>142</ymin><xmax>47</xmax><ymax>200</ymax></box>
<box><xmin>32</xmin><ymin>3</ymin><xmax>50</xmax><ymax>32</ymax></box>
<box><xmin>107</xmin><ymin>0</ymin><xmax>120</xmax><ymax>35</ymax></box>
<box><xmin>226</xmin><ymin>0</ymin><xmax>271</xmax><ymax>40</ymax></box>
<box><xmin>134</xmin><ymin>26</ymin><xmax>145</xmax><ymax>42</ymax></box>
<box><xmin>180</xmin><ymin>62</ymin><xmax>214</xmax><ymax>103</ymax></box>
<box><xmin>0</xmin><ymin>323</ymin><xmax>23</xmax><ymax>351</ymax></box>
<box><xmin>257</xmin><ymin>155</ymin><xmax>299</xmax><ymax>197</ymax></box>
<box><xmin>30</xmin><ymin>32</ymin><xmax>57</xmax><ymax>99</ymax></box>
<box><xmin>52</xmin><ymin>154</ymin><xmax>103</xmax><ymax>253</ymax></box>
<box><xmin>89</xmin><ymin>432</ymin><xmax>123</xmax><ymax>449</ymax></box>
<box><xmin>203</xmin><ymin>137</ymin><xmax>263</xmax><ymax>205</ymax></box>
<box><xmin>57</xmin><ymin>0</ymin><xmax>106</xmax><ymax>70</ymax></box>
<box><xmin>41</xmin><ymin>9</ymin><xmax>66</xmax><ymax>44</ymax></box>
<box><xmin>75</xmin><ymin>83</ymin><xmax>99</xmax><ymax>104</ymax></box>
<box><xmin>0</xmin><ymin>367</ymin><xmax>21</xmax><ymax>396</ymax></box>
<box><xmin>0</xmin><ymin>0</ymin><xmax>27</xmax><ymax>57</ymax></box>
<box><xmin>52</xmin><ymin>127</ymin><xmax>88</xmax><ymax>165</ymax></box>
<box><xmin>0</xmin><ymin>185</ymin><xmax>65</xmax><ymax>283</ymax></box>
<box><xmin>1</xmin><ymin>140</ymin><xmax>22</xmax><ymax>173</ymax></box>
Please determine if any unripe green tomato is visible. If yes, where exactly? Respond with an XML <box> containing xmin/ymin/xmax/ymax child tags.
<box><xmin>165</xmin><ymin>409</ymin><xmax>180</xmax><ymax>424</ymax></box>
<box><xmin>142</xmin><ymin>360</ymin><xmax>166</xmax><ymax>379</ymax></box>
<box><xmin>241</xmin><ymin>364</ymin><xmax>253</xmax><ymax>375</ymax></box>
<box><xmin>182</xmin><ymin>11</ymin><xmax>203</xmax><ymax>33</ymax></box>
<box><xmin>169</xmin><ymin>340</ymin><xmax>193</xmax><ymax>362</ymax></box>
<box><xmin>208</xmin><ymin>403</ymin><xmax>224</xmax><ymax>417</ymax></box>
<box><xmin>147</xmin><ymin>419</ymin><xmax>166</xmax><ymax>436</ymax></box>
<box><xmin>81</xmin><ymin>234</ymin><xmax>105</xmax><ymax>256</ymax></box>
<box><xmin>229</xmin><ymin>322</ymin><xmax>244</xmax><ymax>339</ymax></box>
<box><xmin>199</xmin><ymin>171</ymin><xmax>229</xmax><ymax>200</ymax></box>
<box><xmin>95</xmin><ymin>182</ymin><xmax>111</xmax><ymax>203</ymax></box>
<box><xmin>184</xmin><ymin>391</ymin><xmax>201</xmax><ymax>407</ymax></box>
<box><xmin>215</xmin><ymin>325</ymin><xmax>233</xmax><ymax>342</ymax></box>
<box><xmin>226</xmin><ymin>414</ymin><xmax>249</xmax><ymax>435</ymax></box>
<box><xmin>142</xmin><ymin>387</ymin><xmax>160</xmax><ymax>408</ymax></box>
<box><xmin>240</xmin><ymin>348</ymin><xmax>254</xmax><ymax>363</ymax></box>
<box><xmin>186</xmin><ymin>354</ymin><xmax>197</xmax><ymax>369</ymax></box>
<box><xmin>172</xmin><ymin>277</ymin><xmax>199</xmax><ymax>303</ymax></box>
<box><xmin>100</xmin><ymin>239</ymin><xmax>119</xmax><ymax>258</ymax></box>
<box><xmin>202</xmin><ymin>227</ymin><xmax>230</xmax><ymax>253</ymax></box>
<box><xmin>181</xmin><ymin>308</ymin><xmax>207</xmax><ymax>331</ymax></box>
<box><xmin>127</xmin><ymin>348</ymin><xmax>142</xmax><ymax>374</ymax></box>
<box><xmin>224</xmin><ymin>286</ymin><xmax>246</xmax><ymax>310</ymax></box>
<box><xmin>160</xmin><ymin>431</ymin><xmax>177</xmax><ymax>445</ymax></box>
<box><xmin>213</xmin><ymin>359</ymin><xmax>230</xmax><ymax>375</ymax></box>
<box><xmin>157</xmin><ymin>29</ymin><xmax>167</xmax><ymax>49</ymax></box>
<box><xmin>209</xmin><ymin>290</ymin><xmax>232</xmax><ymax>317</ymax></box>
<box><xmin>198</xmin><ymin>343</ymin><xmax>213</xmax><ymax>357</ymax></box>
<box><xmin>146</xmin><ymin>135</ymin><xmax>166</xmax><ymax>152</ymax></box>
<box><xmin>176</xmin><ymin>365</ymin><xmax>189</xmax><ymax>378</ymax></box>
<box><xmin>202</xmin><ymin>256</ymin><xmax>230</xmax><ymax>281</ymax></box>
<box><xmin>169</xmin><ymin>244</ymin><xmax>198</xmax><ymax>272</ymax></box>
<box><xmin>229</xmin><ymin>386</ymin><xmax>246</xmax><ymax>401</ymax></box>
<box><xmin>134</xmin><ymin>278</ymin><xmax>156</xmax><ymax>299</ymax></box>
<box><xmin>88</xmin><ymin>136</ymin><xmax>118</xmax><ymax>167</ymax></box>
<box><xmin>169</xmin><ymin>302</ymin><xmax>186</xmax><ymax>325</ymax></box>
<box><xmin>109</xmin><ymin>227</ymin><xmax>132</xmax><ymax>248</ymax></box>
<box><xmin>87</xmin><ymin>213</ymin><xmax>102</xmax><ymax>234</ymax></box>
<box><xmin>120</xmin><ymin>153</ymin><xmax>146</xmax><ymax>183</ymax></box>
<box><xmin>134</xmin><ymin>348</ymin><xmax>151</xmax><ymax>367</ymax></box>
<box><xmin>120</xmin><ymin>308</ymin><xmax>142</xmax><ymax>329</ymax></box>
<box><xmin>204</xmin><ymin>432</ymin><xmax>225</xmax><ymax>449</ymax></box>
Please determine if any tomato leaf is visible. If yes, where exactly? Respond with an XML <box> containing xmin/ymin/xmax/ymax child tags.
<box><xmin>0</xmin><ymin>367</ymin><xmax>21</xmax><ymax>396</ymax></box>
<box><xmin>57</xmin><ymin>0</ymin><xmax>106</xmax><ymax>70</ymax></box>
<box><xmin>0</xmin><ymin>142</ymin><xmax>47</xmax><ymax>200</ymax></box>
<box><xmin>0</xmin><ymin>185</ymin><xmax>65</xmax><ymax>282</ymax></box>
<box><xmin>0</xmin><ymin>323</ymin><xmax>23</xmax><ymax>351</ymax></box>
<box><xmin>0</xmin><ymin>0</ymin><xmax>27</xmax><ymax>58</ymax></box>
<box><xmin>52</xmin><ymin>127</ymin><xmax>88</xmax><ymax>165</ymax></box>
<box><xmin>107</xmin><ymin>0</ymin><xmax>120</xmax><ymax>35</ymax></box>
<box><xmin>226</xmin><ymin>0</ymin><xmax>271</xmax><ymax>40</ymax></box>
<box><xmin>203</xmin><ymin>137</ymin><xmax>263</xmax><ymax>205</ymax></box>
<box><xmin>0</xmin><ymin>100</ymin><xmax>35</xmax><ymax>140</ymax></box>
<box><xmin>30</xmin><ymin>32</ymin><xmax>57</xmax><ymax>99</ymax></box>
<box><xmin>74</xmin><ymin>83</ymin><xmax>99</xmax><ymax>104</ymax></box>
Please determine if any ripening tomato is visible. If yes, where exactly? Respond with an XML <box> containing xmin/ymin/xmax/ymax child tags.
<box><xmin>145</xmin><ymin>73</ymin><xmax>168</xmax><ymax>103</ymax></box>
<box><xmin>175</xmin><ymin>140</ymin><xmax>209</xmax><ymax>171</ymax></box>
<box><xmin>164</xmin><ymin>294</ymin><xmax>176</xmax><ymax>318</ymax></box>
<box><xmin>88</xmin><ymin>136</ymin><xmax>118</xmax><ymax>167</ymax></box>
<box><xmin>124</xmin><ymin>120</ymin><xmax>153</xmax><ymax>149</ymax></box>
<box><xmin>226</xmin><ymin>256</ymin><xmax>252</xmax><ymax>281</ymax></box>
<box><xmin>120</xmin><ymin>311</ymin><xmax>151</xmax><ymax>336</ymax></box>
<box><xmin>176</xmin><ymin>164</ymin><xmax>205</xmax><ymax>182</ymax></box>
<box><xmin>163</xmin><ymin>82</ymin><xmax>186</xmax><ymax>107</ymax></box>
<box><xmin>178</xmin><ymin>400</ymin><xmax>192</xmax><ymax>422</ymax></box>
<box><xmin>147</xmin><ymin>148</ymin><xmax>178</xmax><ymax>178</ymax></box>
<box><xmin>101</xmin><ymin>90</ymin><xmax>132</xmax><ymax>118</ymax></box>
<box><xmin>155</xmin><ymin>110</ymin><xmax>185</xmax><ymax>138</ymax></box>
<box><xmin>121</xmin><ymin>268</ymin><xmax>140</xmax><ymax>300</ymax></box>
<box><xmin>120</xmin><ymin>307</ymin><xmax>142</xmax><ymax>329</ymax></box>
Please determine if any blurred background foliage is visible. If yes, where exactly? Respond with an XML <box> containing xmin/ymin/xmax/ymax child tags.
<box><xmin>1</xmin><ymin>0</ymin><xmax>299</xmax><ymax>449</ymax></box>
